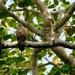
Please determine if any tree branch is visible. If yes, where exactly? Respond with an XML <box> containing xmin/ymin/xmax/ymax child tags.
<box><xmin>33</xmin><ymin>0</ymin><xmax>55</xmax><ymax>26</ymax></box>
<box><xmin>31</xmin><ymin>49</ymin><xmax>38</xmax><ymax>75</ymax></box>
<box><xmin>1</xmin><ymin>39</ymin><xmax>75</xmax><ymax>50</ymax></box>
<box><xmin>54</xmin><ymin>2</ymin><xmax>75</xmax><ymax>31</ymax></box>
<box><xmin>11</xmin><ymin>7</ymin><xmax>40</xmax><ymax>15</ymax></box>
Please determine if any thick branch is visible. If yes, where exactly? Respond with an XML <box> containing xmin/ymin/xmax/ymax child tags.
<box><xmin>31</xmin><ymin>49</ymin><xmax>38</xmax><ymax>75</ymax></box>
<box><xmin>33</xmin><ymin>0</ymin><xmax>46</xmax><ymax>13</ymax></box>
<box><xmin>54</xmin><ymin>2</ymin><xmax>75</xmax><ymax>31</ymax></box>
<box><xmin>33</xmin><ymin>0</ymin><xmax>55</xmax><ymax>25</ymax></box>
<box><xmin>1</xmin><ymin>39</ymin><xmax>75</xmax><ymax>50</ymax></box>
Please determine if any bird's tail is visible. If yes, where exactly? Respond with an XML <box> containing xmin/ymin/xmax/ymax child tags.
<box><xmin>19</xmin><ymin>45</ymin><xmax>24</xmax><ymax>51</ymax></box>
<box><xmin>18</xmin><ymin>41</ymin><xmax>25</xmax><ymax>51</ymax></box>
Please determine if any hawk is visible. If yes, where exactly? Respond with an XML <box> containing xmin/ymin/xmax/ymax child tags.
<box><xmin>16</xmin><ymin>24</ymin><xmax>26</xmax><ymax>51</ymax></box>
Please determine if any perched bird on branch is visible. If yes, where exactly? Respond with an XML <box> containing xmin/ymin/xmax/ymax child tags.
<box><xmin>16</xmin><ymin>24</ymin><xmax>26</xmax><ymax>51</ymax></box>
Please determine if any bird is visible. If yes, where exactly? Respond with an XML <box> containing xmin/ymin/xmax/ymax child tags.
<box><xmin>16</xmin><ymin>24</ymin><xmax>26</xmax><ymax>51</ymax></box>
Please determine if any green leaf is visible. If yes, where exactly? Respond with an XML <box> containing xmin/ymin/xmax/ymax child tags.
<box><xmin>0</xmin><ymin>27</ymin><xmax>4</xmax><ymax>31</ymax></box>
<box><xmin>61</xmin><ymin>64</ymin><xmax>70</xmax><ymax>69</ymax></box>
<box><xmin>3</xmin><ymin>35</ymin><xmax>11</xmax><ymax>40</ymax></box>
<box><xmin>0</xmin><ymin>36</ymin><xmax>2</xmax><ymax>41</ymax></box>
<box><xmin>0</xmin><ymin>27</ymin><xmax>7</xmax><ymax>38</ymax></box>
<box><xmin>0</xmin><ymin>49</ymin><xmax>8</xmax><ymax>58</ymax></box>
<box><xmin>61</xmin><ymin>4</ymin><xmax>68</xmax><ymax>7</ymax></box>
<box><xmin>71</xmin><ymin>20</ymin><xmax>75</xmax><ymax>25</ymax></box>
<box><xmin>72</xmin><ymin>14</ymin><xmax>75</xmax><ymax>19</ymax></box>
<box><xmin>66</xmin><ymin>36</ymin><xmax>72</xmax><ymax>42</ymax></box>
<box><xmin>10</xmin><ymin>67</ymin><xmax>18</xmax><ymax>74</ymax></box>
<box><xmin>53</xmin><ymin>14</ymin><xmax>58</xmax><ymax>21</ymax></box>
<box><xmin>11</xmin><ymin>34</ymin><xmax>16</xmax><ymax>41</ymax></box>
<box><xmin>59</xmin><ymin>0</ymin><xmax>66</xmax><ymax>3</ymax></box>
<box><xmin>70</xmin><ymin>66</ymin><xmax>75</xmax><ymax>74</ymax></box>
<box><xmin>72</xmin><ymin>66</ymin><xmax>75</xmax><ymax>71</ymax></box>
<box><xmin>48</xmin><ymin>49</ymin><xmax>53</xmax><ymax>56</ymax></box>
<box><xmin>65</xmin><ymin>1</ymin><xmax>70</xmax><ymax>5</ymax></box>
<box><xmin>36</xmin><ymin>16</ymin><xmax>43</xmax><ymax>23</ymax></box>
<box><xmin>39</xmin><ymin>67</ymin><xmax>46</xmax><ymax>72</ymax></box>
<box><xmin>48</xmin><ymin>67</ymin><xmax>57</xmax><ymax>75</ymax></box>
<box><xmin>39</xmin><ymin>50</ymin><xmax>46</xmax><ymax>57</ymax></box>
<box><xmin>0</xmin><ymin>9</ymin><xmax>9</xmax><ymax>18</ymax></box>
<box><xmin>44</xmin><ymin>0</ymin><xmax>49</xmax><ymax>5</ymax></box>
<box><xmin>0</xmin><ymin>60</ymin><xmax>6</xmax><ymax>65</ymax></box>
<box><xmin>18</xmin><ymin>70</ymin><xmax>29</xmax><ymax>75</ymax></box>
<box><xmin>71</xmin><ymin>50</ymin><xmax>75</xmax><ymax>57</ymax></box>
<box><xmin>0</xmin><ymin>27</ymin><xmax>4</xmax><ymax>35</ymax></box>
<box><xmin>15</xmin><ymin>56</ymin><xmax>25</xmax><ymax>63</ymax></box>
<box><xmin>48</xmin><ymin>4</ymin><xmax>56</xmax><ymax>8</ymax></box>
<box><xmin>17</xmin><ymin>0</ymin><xmax>34</xmax><ymax>7</ymax></box>
<box><xmin>60</xmin><ymin>64</ymin><xmax>70</xmax><ymax>74</ymax></box>
<box><xmin>9</xmin><ymin>19</ymin><xmax>17</xmax><ymax>28</ymax></box>
<box><xmin>54</xmin><ymin>70</ymin><xmax>60</xmax><ymax>75</ymax></box>
<box><xmin>54</xmin><ymin>0</ymin><xmax>59</xmax><ymax>5</ymax></box>
<box><xmin>6</xmin><ymin>58</ymin><xmax>15</xmax><ymax>65</ymax></box>
<box><xmin>38</xmin><ymin>54</ymin><xmax>42</xmax><ymax>60</ymax></box>
<box><xmin>0</xmin><ymin>73</ymin><xmax>4</xmax><ymax>75</ymax></box>
<box><xmin>61</xmin><ymin>1</ymin><xmax>70</xmax><ymax>7</ymax></box>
